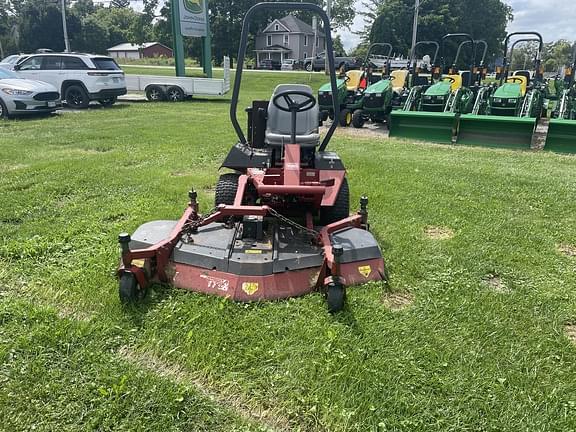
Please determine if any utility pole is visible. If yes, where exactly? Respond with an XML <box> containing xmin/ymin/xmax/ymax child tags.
<box><xmin>410</xmin><ymin>0</ymin><xmax>420</xmax><ymax>60</ymax></box>
<box><xmin>325</xmin><ymin>0</ymin><xmax>331</xmax><ymax>74</ymax></box>
<box><xmin>61</xmin><ymin>0</ymin><xmax>70</xmax><ymax>52</ymax></box>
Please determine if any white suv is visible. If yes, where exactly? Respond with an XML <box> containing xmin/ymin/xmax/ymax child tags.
<box><xmin>14</xmin><ymin>53</ymin><xmax>126</xmax><ymax>109</ymax></box>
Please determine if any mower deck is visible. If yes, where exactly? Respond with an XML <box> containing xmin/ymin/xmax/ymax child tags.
<box><xmin>129</xmin><ymin>219</ymin><xmax>384</xmax><ymax>301</ymax></box>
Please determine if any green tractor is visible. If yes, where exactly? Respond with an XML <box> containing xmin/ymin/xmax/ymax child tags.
<box><xmin>545</xmin><ymin>45</ymin><xmax>576</xmax><ymax>152</ymax></box>
<box><xmin>390</xmin><ymin>34</ymin><xmax>478</xmax><ymax>143</ymax></box>
<box><xmin>318</xmin><ymin>68</ymin><xmax>367</xmax><ymax>127</ymax></box>
<box><xmin>458</xmin><ymin>32</ymin><xmax>547</xmax><ymax>149</ymax></box>
<box><xmin>344</xmin><ymin>42</ymin><xmax>400</xmax><ymax>128</ymax></box>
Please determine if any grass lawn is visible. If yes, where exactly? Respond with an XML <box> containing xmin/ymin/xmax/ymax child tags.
<box><xmin>2</xmin><ymin>70</ymin><xmax>576</xmax><ymax>431</ymax></box>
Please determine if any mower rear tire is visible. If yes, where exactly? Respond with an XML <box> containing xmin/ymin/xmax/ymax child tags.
<box><xmin>119</xmin><ymin>273</ymin><xmax>143</xmax><ymax>304</ymax></box>
<box><xmin>339</xmin><ymin>109</ymin><xmax>352</xmax><ymax>127</ymax></box>
<box><xmin>215</xmin><ymin>173</ymin><xmax>240</xmax><ymax>206</ymax></box>
<box><xmin>320</xmin><ymin>177</ymin><xmax>349</xmax><ymax>225</ymax></box>
<box><xmin>326</xmin><ymin>282</ymin><xmax>346</xmax><ymax>313</ymax></box>
<box><xmin>352</xmin><ymin>110</ymin><xmax>365</xmax><ymax>128</ymax></box>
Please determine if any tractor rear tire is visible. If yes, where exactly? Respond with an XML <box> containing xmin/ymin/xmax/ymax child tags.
<box><xmin>215</xmin><ymin>173</ymin><xmax>239</xmax><ymax>206</ymax></box>
<box><xmin>339</xmin><ymin>109</ymin><xmax>352</xmax><ymax>127</ymax></box>
<box><xmin>352</xmin><ymin>110</ymin><xmax>365</xmax><ymax>128</ymax></box>
<box><xmin>119</xmin><ymin>273</ymin><xmax>143</xmax><ymax>304</ymax></box>
<box><xmin>320</xmin><ymin>177</ymin><xmax>349</xmax><ymax>225</ymax></box>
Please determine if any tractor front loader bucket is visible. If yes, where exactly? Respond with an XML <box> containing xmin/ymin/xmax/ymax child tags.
<box><xmin>544</xmin><ymin>119</ymin><xmax>576</xmax><ymax>153</ymax></box>
<box><xmin>389</xmin><ymin>111</ymin><xmax>457</xmax><ymax>144</ymax></box>
<box><xmin>457</xmin><ymin>115</ymin><xmax>536</xmax><ymax>150</ymax></box>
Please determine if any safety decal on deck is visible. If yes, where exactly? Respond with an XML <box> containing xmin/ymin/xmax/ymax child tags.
<box><xmin>358</xmin><ymin>265</ymin><xmax>372</xmax><ymax>278</ymax></box>
<box><xmin>245</xmin><ymin>249</ymin><xmax>262</xmax><ymax>254</ymax></box>
<box><xmin>131</xmin><ymin>259</ymin><xmax>145</xmax><ymax>268</ymax></box>
<box><xmin>242</xmin><ymin>282</ymin><xmax>259</xmax><ymax>295</ymax></box>
<box><xmin>200</xmin><ymin>274</ymin><xmax>230</xmax><ymax>292</ymax></box>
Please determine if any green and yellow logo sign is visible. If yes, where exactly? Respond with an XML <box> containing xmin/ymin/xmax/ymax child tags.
<box><xmin>183</xmin><ymin>0</ymin><xmax>203</xmax><ymax>13</ymax></box>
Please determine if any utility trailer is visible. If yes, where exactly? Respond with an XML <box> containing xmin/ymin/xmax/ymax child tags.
<box><xmin>124</xmin><ymin>57</ymin><xmax>230</xmax><ymax>102</ymax></box>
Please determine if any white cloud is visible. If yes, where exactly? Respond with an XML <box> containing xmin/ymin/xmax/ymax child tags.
<box><xmin>336</xmin><ymin>0</ymin><xmax>575</xmax><ymax>53</ymax></box>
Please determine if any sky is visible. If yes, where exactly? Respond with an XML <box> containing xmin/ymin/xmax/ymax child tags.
<box><xmin>94</xmin><ymin>0</ymin><xmax>575</xmax><ymax>52</ymax></box>
<box><xmin>339</xmin><ymin>0</ymin><xmax>576</xmax><ymax>52</ymax></box>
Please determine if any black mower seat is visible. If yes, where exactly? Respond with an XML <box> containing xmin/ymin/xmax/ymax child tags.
<box><xmin>265</xmin><ymin>84</ymin><xmax>320</xmax><ymax>147</ymax></box>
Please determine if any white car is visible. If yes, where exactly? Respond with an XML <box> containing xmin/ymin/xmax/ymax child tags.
<box><xmin>14</xmin><ymin>53</ymin><xmax>126</xmax><ymax>109</ymax></box>
<box><xmin>0</xmin><ymin>54</ymin><xmax>29</xmax><ymax>70</ymax></box>
<box><xmin>281</xmin><ymin>59</ymin><xmax>299</xmax><ymax>71</ymax></box>
<box><xmin>0</xmin><ymin>68</ymin><xmax>61</xmax><ymax>118</ymax></box>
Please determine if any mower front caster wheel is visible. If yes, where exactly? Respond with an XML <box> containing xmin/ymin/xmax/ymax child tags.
<box><xmin>326</xmin><ymin>282</ymin><xmax>346</xmax><ymax>313</ymax></box>
<box><xmin>119</xmin><ymin>273</ymin><xmax>145</xmax><ymax>304</ymax></box>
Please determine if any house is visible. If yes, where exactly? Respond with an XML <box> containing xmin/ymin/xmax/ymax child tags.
<box><xmin>107</xmin><ymin>42</ymin><xmax>173</xmax><ymax>60</ymax></box>
<box><xmin>255</xmin><ymin>15</ymin><xmax>325</xmax><ymax>66</ymax></box>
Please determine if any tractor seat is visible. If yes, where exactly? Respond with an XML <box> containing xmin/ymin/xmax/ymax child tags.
<box><xmin>444</xmin><ymin>74</ymin><xmax>463</xmax><ymax>92</ymax></box>
<box><xmin>507</xmin><ymin>75</ymin><xmax>528</xmax><ymax>96</ymax></box>
<box><xmin>345</xmin><ymin>70</ymin><xmax>364</xmax><ymax>91</ymax></box>
<box><xmin>390</xmin><ymin>70</ymin><xmax>409</xmax><ymax>92</ymax></box>
<box><xmin>265</xmin><ymin>84</ymin><xmax>320</xmax><ymax>147</ymax></box>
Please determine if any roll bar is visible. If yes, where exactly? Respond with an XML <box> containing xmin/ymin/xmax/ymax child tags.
<box><xmin>410</xmin><ymin>40</ymin><xmax>440</xmax><ymax>71</ymax></box>
<box><xmin>230</xmin><ymin>2</ymin><xmax>339</xmax><ymax>151</ymax></box>
<box><xmin>454</xmin><ymin>40</ymin><xmax>488</xmax><ymax>66</ymax></box>
<box><xmin>501</xmin><ymin>32</ymin><xmax>544</xmax><ymax>84</ymax></box>
<box><xmin>441</xmin><ymin>33</ymin><xmax>475</xmax><ymax>69</ymax></box>
<box><xmin>363</xmin><ymin>43</ymin><xmax>393</xmax><ymax>70</ymax></box>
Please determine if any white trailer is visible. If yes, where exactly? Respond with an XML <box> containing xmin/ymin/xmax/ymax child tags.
<box><xmin>125</xmin><ymin>57</ymin><xmax>231</xmax><ymax>102</ymax></box>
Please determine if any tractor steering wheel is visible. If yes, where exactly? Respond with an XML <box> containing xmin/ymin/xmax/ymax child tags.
<box><xmin>272</xmin><ymin>90</ymin><xmax>317</xmax><ymax>113</ymax></box>
<box><xmin>509</xmin><ymin>77</ymin><xmax>524</xmax><ymax>84</ymax></box>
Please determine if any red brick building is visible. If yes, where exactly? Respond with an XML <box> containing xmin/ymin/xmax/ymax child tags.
<box><xmin>107</xmin><ymin>42</ymin><xmax>173</xmax><ymax>60</ymax></box>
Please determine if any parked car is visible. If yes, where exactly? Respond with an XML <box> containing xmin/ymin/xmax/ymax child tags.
<box><xmin>14</xmin><ymin>53</ymin><xmax>126</xmax><ymax>109</ymax></box>
<box><xmin>303</xmin><ymin>52</ymin><xmax>362</xmax><ymax>72</ymax></box>
<box><xmin>0</xmin><ymin>54</ymin><xmax>29</xmax><ymax>70</ymax></box>
<box><xmin>281</xmin><ymin>59</ymin><xmax>301</xmax><ymax>71</ymax></box>
<box><xmin>258</xmin><ymin>59</ymin><xmax>281</xmax><ymax>70</ymax></box>
<box><xmin>0</xmin><ymin>68</ymin><xmax>60</xmax><ymax>119</ymax></box>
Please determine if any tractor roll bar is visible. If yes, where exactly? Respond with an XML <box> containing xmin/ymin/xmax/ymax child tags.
<box><xmin>441</xmin><ymin>33</ymin><xmax>475</xmax><ymax>70</ymax></box>
<box><xmin>410</xmin><ymin>40</ymin><xmax>440</xmax><ymax>70</ymax></box>
<box><xmin>455</xmin><ymin>40</ymin><xmax>488</xmax><ymax>67</ymax></box>
<box><xmin>501</xmin><ymin>32</ymin><xmax>544</xmax><ymax>84</ymax></box>
<box><xmin>364</xmin><ymin>43</ymin><xmax>393</xmax><ymax>69</ymax></box>
<box><xmin>230</xmin><ymin>2</ymin><xmax>339</xmax><ymax>151</ymax></box>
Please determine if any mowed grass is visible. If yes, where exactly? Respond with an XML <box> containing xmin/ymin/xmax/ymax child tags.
<box><xmin>2</xmin><ymin>70</ymin><xmax>576</xmax><ymax>431</ymax></box>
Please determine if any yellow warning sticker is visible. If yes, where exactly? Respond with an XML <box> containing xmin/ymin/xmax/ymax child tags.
<box><xmin>242</xmin><ymin>282</ymin><xmax>259</xmax><ymax>295</ymax></box>
<box><xmin>358</xmin><ymin>265</ymin><xmax>372</xmax><ymax>278</ymax></box>
<box><xmin>131</xmin><ymin>259</ymin><xmax>145</xmax><ymax>268</ymax></box>
<box><xmin>245</xmin><ymin>249</ymin><xmax>262</xmax><ymax>254</ymax></box>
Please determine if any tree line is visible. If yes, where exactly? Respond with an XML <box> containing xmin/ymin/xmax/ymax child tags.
<box><xmin>0</xmin><ymin>0</ymin><xmax>573</xmax><ymax>72</ymax></box>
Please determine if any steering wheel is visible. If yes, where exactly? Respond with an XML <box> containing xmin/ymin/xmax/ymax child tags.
<box><xmin>272</xmin><ymin>90</ymin><xmax>317</xmax><ymax>113</ymax></box>
<box><xmin>509</xmin><ymin>77</ymin><xmax>524</xmax><ymax>84</ymax></box>
<box><xmin>444</xmin><ymin>76</ymin><xmax>456</xmax><ymax>84</ymax></box>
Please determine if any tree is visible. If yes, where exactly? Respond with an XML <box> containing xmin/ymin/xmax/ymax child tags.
<box><xmin>368</xmin><ymin>0</ymin><xmax>512</xmax><ymax>63</ymax></box>
<box><xmin>111</xmin><ymin>0</ymin><xmax>131</xmax><ymax>8</ymax></box>
<box><xmin>333</xmin><ymin>35</ymin><xmax>346</xmax><ymax>56</ymax></box>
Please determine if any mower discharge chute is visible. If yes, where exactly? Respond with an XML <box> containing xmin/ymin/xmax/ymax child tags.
<box><xmin>545</xmin><ymin>44</ymin><xmax>576</xmax><ymax>152</ymax></box>
<box><xmin>390</xmin><ymin>35</ymin><xmax>479</xmax><ymax>144</ymax></box>
<box><xmin>459</xmin><ymin>32</ymin><xmax>546</xmax><ymax>149</ymax></box>
<box><xmin>116</xmin><ymin>2</ymin><xmax>385</xmax><ymax>313</ymax></box>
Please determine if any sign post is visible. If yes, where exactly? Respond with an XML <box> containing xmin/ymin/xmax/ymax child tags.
<box><xmin>171</xmin><ymin>0</ymin><xmax>186</xmax><ymax>77</ymax></box>
<box><xmin>172</xmin><ymin>0</ymin><xmax>212</xmax><ymax>78</ymax></box>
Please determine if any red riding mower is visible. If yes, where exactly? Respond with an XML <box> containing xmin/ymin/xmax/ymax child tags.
<box><xmin>116</xmin><ymin>2</ymin><xmax>386</xmax><ymax>313</ymax></box>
